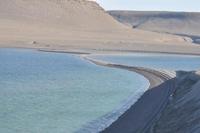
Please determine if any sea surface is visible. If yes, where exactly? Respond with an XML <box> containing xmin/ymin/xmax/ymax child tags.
<box><xmin>91</xmin><ymin>53</ymin><xmax>200</xmax><ymax>71</ymax></box>
<box><xmin>0</xmin><ymin>49</ymin><xmax>149</xmax><ymax>133</ymax></box>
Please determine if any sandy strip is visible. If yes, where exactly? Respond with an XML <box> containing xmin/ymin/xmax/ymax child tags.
<box><xmin>83</xmin><ymin>56</ymin><xmax>176</xmax><ymax>133</ymax></box>
<box><xmin>38</xmin><ymin>48</ymin><xmax>200</xmax><ymax>56</ymax></box>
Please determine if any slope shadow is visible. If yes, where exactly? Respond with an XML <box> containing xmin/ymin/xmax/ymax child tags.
<box><xmin>102</xmin><ymin>78</ymin><xmax>176</xmax><ymax>133</ymax></box>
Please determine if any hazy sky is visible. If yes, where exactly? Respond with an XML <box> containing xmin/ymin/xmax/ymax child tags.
<box><xmin>96</xmin><ymin>0</ymin><xmax>200</xmax><ymax>12</ymax></box>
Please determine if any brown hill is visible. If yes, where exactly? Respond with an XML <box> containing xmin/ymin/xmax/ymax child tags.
<box><xmin>0</xmin><ymin>0</ymin><xmax>199</xmax><ymax>54</ymax></box>
<box><xmin>108</xmin><ymin>11</ymin><xmax>200</xmax><ymax>44</ymax></box>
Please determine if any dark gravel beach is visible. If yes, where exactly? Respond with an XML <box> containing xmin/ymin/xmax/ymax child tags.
<box><xmin>84</xmin><ymin>57</ymin><xmax>176</xmax><ymax>133</ymax></box>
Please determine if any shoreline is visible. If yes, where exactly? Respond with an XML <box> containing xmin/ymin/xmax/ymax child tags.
<box><xmin>38</xmin><ymin>48</ymin><xmax>200</xmax><ymax>56</ymax></box>
<box><xmin>83</xmin><ymin>56</ymin><xmax>176</xmax><ymax>133</ymax></box>
<box><xmin>1</xmin><ymin>46</ymin><xmax>200</xmax><ymax>56</ymax></box>
<box><xmin>0</xmin><ymin>47</ymin><xmax>179</xmax><ymax>132</ymax></box>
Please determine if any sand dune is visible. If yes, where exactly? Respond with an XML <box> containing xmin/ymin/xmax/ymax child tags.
<box><xmin>0</xmin><ymin>0</ymin><xmax>199</xmax><ymax>54</ymax></box>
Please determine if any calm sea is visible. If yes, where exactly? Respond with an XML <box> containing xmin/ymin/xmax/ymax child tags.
<box><xmin>0</xmin><ymin>49</ymin><xmax>149</xmax><ymax>133</ymax></box>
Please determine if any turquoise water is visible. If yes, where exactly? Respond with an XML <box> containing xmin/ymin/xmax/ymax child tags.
<box><xmin>92</xmin><ymin>53</ymin><xmax>200</xmax><ymax>71</ymax></box>
<box><xmin>0</xmin><ymin>49</ymin><xmax>149</xmax><ymax>133</ymax></box>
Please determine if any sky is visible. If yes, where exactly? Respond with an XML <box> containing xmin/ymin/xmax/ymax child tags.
<box><xmin>96</xmin><ymin>0</ymin><xmax>200</xmax><ymax>12</ymax></box>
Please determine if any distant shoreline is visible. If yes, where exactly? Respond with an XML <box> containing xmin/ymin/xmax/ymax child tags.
<box><xmin>37</xmin><ymin>48</ymin><xmax>200</xmax><ymax>56</ymax></box>
<box><xmin>1</xmin><ymin>43</ymin><xmax>200</xmax><ymax>56</ymax></box>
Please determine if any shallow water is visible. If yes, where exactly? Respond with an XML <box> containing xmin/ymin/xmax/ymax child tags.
<box><xmin>0</xmin><ymin>49</ymin><xmax>149</xmax><ymax>133</ymax></box>
<box><xmin>92</xmin><ymin>53</ymin><xmax>200</xmax><ymax>71</ymax></box>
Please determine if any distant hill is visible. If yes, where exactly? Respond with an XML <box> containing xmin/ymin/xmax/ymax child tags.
<box><xmin>108</xmin><ymin>11</ymin><xmax>200</xmax><ymax>44</ymax></box>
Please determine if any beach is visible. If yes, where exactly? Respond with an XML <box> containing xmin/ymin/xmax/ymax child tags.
<box><xmin>83</xmin><ymin>56</ymin><xmax>176</xmax><ymax>133</ymax></box>
<box><xmin>83</xmin><ymin>56</ymin><xmax>200</xmax><ymax>133</ymax></box>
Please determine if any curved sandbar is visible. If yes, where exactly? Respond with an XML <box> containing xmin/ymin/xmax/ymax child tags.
<box><xmin>83</xmin><ymin>56</ymin><xmax>176</xmax><ymax>133</ymax></box>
